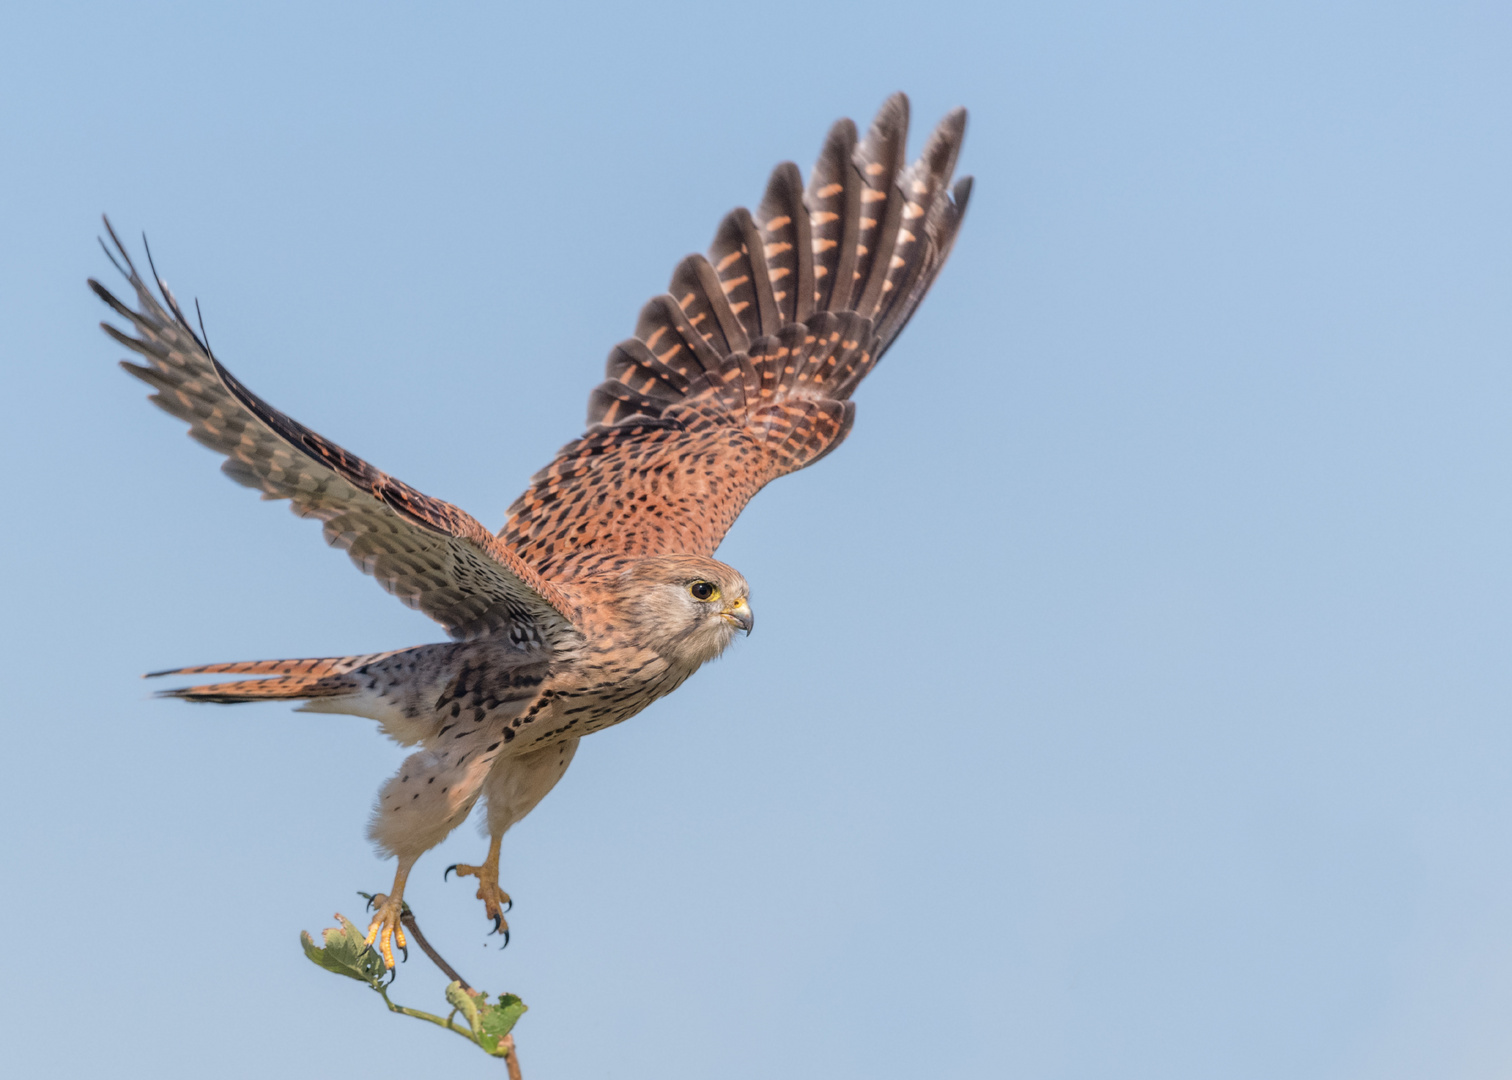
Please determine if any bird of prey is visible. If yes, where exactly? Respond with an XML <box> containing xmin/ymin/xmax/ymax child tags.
<box><xmin>95</xmin><ymin>93</ymin><xmax>971</xmax><ymax>967</ymax></box>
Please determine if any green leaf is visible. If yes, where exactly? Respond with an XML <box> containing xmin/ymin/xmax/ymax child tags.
<box><xmin>475</xmin><ymin>993</ymin><xmax>528</xmax><ymax>1053</ymax></box>
<box><xmin>444</xmin><ymin>980</ymin><xmax>482</xmax><ymax>1033</ymax></box>
<box><xmin>442</xmin><ymin>982</ymin><xmax>527</xmax><ymax>1054</ymax></box>
<box><xmin>300</xmin><ymin>913</ymin><xmax>386</xmax><ymax>989</ymax></box>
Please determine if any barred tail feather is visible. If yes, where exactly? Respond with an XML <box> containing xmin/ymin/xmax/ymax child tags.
<box><xmin>146</xmin><ymin>650</ymin><xmax>404</xmax><ymax>704</ymax></box>
<box><xmin>155</xmin><ymin>677</ymin><xmax>356</xmax><ymax>704</ymax></box>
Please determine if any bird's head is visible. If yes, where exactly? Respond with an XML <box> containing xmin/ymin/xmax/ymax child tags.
<box><xmin>614</xmin><ymin>554</ymin><xmax>753</xmax><ymax>667</ymax></box>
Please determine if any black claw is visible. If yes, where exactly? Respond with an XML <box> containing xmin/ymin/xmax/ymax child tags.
<box><xmin>502</xmin><ymin>897</ymin><xmax>513</xmax><ymax>914</ymax></box>
<box><xmin>491</xmin><ymin>914</ymin><xmax>502</xmax><ymax>934</ymax></box>
<box><xmin>444</xmin><ymin>864</ymin><xmax>458</xmax><ymax>881</ymax></box>
<box><xmin>498</xmin><ymin>928</ymin><xmax>510</xmax><ymax>949</ymax></box>
<box><xmin>399</xmin><ymin>942</ymin><xmax>409</xmax><ymax>963</ymax></box>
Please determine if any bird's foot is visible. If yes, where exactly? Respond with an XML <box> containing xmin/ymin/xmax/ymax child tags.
<box><xmin>446</xmin><ymin>861</ymin><xmax>512</xmax><ymax>944</ymax></box>
<box><xmin>362</xmin><ymin>891</ymin><xmax>408</xmax><ymax>969</ymax></box>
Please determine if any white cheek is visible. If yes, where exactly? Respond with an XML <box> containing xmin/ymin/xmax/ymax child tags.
<box><xmin>707</xmin><ymin>621</ymin><xmax>738</xmax><ymax>657</ymax></box>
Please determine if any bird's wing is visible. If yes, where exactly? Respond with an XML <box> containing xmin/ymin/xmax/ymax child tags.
<box><xmin>502</xmin><ymin>93</ymin><xmax>971</xmax><ymax>579</ymax></box>
<box><xmin>94</xmin><ymin>224</ymin><xmax>577</xmax><ymax>644</ymax></box>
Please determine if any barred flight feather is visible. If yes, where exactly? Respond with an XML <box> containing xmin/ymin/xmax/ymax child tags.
<box><xmin>504</xmin><ymin>94</ymin><xmax>970</xmax><ymax>579</ymax></box>
<box><xmin>93</xmin><ymin>224</ymin><xmax>575</xmax><ymax>643</ymax></box>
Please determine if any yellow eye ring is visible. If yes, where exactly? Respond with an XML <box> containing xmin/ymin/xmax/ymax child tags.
<box><xmin>688</xmin><ymin>581</ymin><xmax>719</xmax><ymax>602</ymax></box>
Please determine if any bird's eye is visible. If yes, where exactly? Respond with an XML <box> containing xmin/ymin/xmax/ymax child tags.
<box><xmin>688</xmin><ymin>581</ymin><xmax>718</xmax><ymax>602</ymax></box>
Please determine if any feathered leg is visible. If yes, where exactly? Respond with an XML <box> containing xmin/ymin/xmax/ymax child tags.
<box><xmin>450</xmin><ymin>738</ymin><xmax>580</xmax><ymax>939</ymax></box>
<box><xmin>365</xmin><ymin>736</ymin><xmax>504</xmax><ymax>965</ymax></box>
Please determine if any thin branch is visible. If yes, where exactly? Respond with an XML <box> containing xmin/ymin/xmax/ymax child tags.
<box><xmin>376</xmin><ymin>986</ymin><xmax>474</xmax><ymax>1043</ymax></box>
<box><xmin>305</xmin><ymin>903</ymin><xmax>520</xmax><ymax>1068</ymax></box>
<box><xmin>502</xmin><ymin>1034</ymin><xmax>522</xmax><ymax>1080</ymax></box>
<box><xmin>398</xmin><ymin>907</ymin><xmax>520</xmax><ymax>1071</ymax></box>
<box><xmin>400</xmin><ymin>909</ymin><xmax>472</xmax><ymax>991</ymax></box>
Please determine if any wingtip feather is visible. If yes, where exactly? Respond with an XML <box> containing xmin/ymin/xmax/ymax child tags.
<box><xmin>953</xmin><ymin>175</ymin><xmax>974</xmax><ymax>211</ymax></box>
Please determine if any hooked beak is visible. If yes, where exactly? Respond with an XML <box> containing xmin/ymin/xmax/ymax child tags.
<box><xmin>721</xmin><ymin>597</ymin><xmax>754</xmax><ymax>635</ymax></box>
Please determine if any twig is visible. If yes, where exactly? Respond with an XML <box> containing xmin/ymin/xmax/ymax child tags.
<box><xmin>502</xmin><ymin>1034</ymin><xmax>522</xmax><ymax>1080</ymax></box>
<box><xmin>400</xmin><ymin>908</ymin><xmax>519</xmax><ymax>1072</ymax></box>
<box><xmin>305</xmin><ymin>903</ymin><xmax>523</xmax><ymax>1069</ymax></box>
<box><xmin>375</xmin><ymin>984</ymin><xmax>474</xmax><ymax>1042</ymax></box>
<box><xmin>400</xmin><ymin>909</ymin><xmax>472</xmax><ymax>991</ymax></box>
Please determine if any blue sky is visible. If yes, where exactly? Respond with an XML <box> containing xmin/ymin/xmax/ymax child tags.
<box><xmin>3</xmin><ymin>1</ymin><xmax>1511</xmax><ymax>1077</ymax></box>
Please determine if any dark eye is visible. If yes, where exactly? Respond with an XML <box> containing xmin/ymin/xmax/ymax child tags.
<box><xmin>689</xmin><ymin>580</ymin><xmax>718</xmax><ymax>601</ymax></box>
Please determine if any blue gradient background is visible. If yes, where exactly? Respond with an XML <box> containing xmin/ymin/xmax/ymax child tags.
<box><xmin>3</xmin><ymin>1</ymin><xmax>1511</xmax><ymax>1076</ymax></box>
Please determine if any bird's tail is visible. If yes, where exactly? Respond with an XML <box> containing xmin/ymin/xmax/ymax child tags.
<box><xmin>146</xmin><ymin>651</ymin><xmax>405</xmax><ymax>704</ymax></box>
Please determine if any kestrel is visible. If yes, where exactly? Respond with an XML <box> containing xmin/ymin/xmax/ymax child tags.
<box><xmin>95</xmin><ymin>93</ymin><xmax>971</xmax><ymax>966</ymax></box>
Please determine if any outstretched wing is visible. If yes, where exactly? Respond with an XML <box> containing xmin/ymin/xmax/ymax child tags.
<box><xmin>503</xmin><ymin>93</ymin><xmax>971</xmax><ymax>579</ymax></box>
<box><xmin>94</xmin><ymin>225</ymin><xmax>576</xmax><ymax>645</ymax></box>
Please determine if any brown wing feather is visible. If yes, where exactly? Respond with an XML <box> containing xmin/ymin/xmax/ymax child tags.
<box><xmin>503</xmin><ymin>94</ymin><xmax>970</xmax><ymax>578</ymax></box>
<box><xmin>755</xmin><ymin>161</ymin><xmax>815</xmax><ymax>325</ymax></box>
<box><xmin>94</xmin><ymin>224</ymin><xmax>576</xmax><ymax>644</ymax></box>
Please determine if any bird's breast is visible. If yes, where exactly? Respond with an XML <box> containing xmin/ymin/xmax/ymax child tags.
<box><xmin>518</xmin><ymin>648</ymin><xmax>695</xmax><ymax>747</ymax></box>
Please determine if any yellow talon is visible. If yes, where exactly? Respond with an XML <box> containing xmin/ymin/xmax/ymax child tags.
<box><xmin>363</xmin><ymin>890</ymin><xmax>408</xmax><ymax>969</ymax></box>
<box><xmin>449</xmin><ymin>835</ymin><xmax>512</xmax><ymax>936</ymax></box>
<box><xmin>450</xmin><ymin>859</ymin><xmax>512</xmax><ymax>934</ymax></box>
